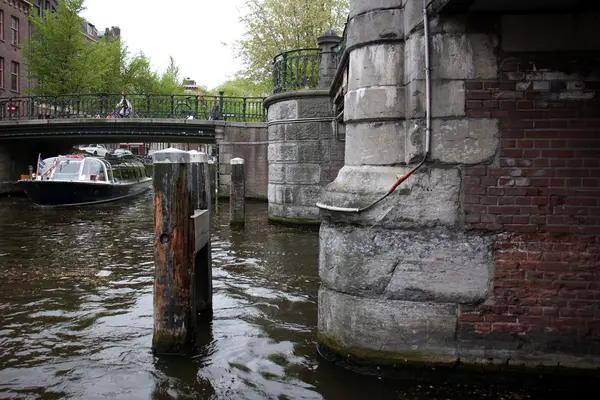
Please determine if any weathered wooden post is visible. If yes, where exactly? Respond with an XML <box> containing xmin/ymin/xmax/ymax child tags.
<box><xmin>152</xmin><ymin>148</ymin><xmax>212</xmax><ymax>354</ymax></box>
<box><xmin>229</xmin><ymin>157</ymin><xmax>245</xmax><ymax>227</ymax></box>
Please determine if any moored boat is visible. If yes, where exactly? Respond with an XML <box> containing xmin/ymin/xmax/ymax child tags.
<box><xmin>18</xmin><ymin>153</ymin><xmax>152</xmax><ymax>206</ymax></box>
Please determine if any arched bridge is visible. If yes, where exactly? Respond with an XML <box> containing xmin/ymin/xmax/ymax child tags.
<box><xmin>0</xmin><ymin>94</ymin><xmax>269</xmax><ymax>196</ymax></box>
<box><xmin>0</xmin><ymin>93</ymin><xmax>266</xmax><ymax>143</ymax></box>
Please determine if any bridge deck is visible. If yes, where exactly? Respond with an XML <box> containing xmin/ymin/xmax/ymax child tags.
<box><xmin>0</xmin><ymin>118</ymin><xmax>230</xmax><ymax>142</ymax></box>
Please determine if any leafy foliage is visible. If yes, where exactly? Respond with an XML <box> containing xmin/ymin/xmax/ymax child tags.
<box><xmin>23</xmin><ymin>0</ymin><xmax>92</xmax><ymax>96</ymax></box>
<box><xmin>23</xmin><ymin>0</ymin><xmax>184</xmax><ymax>96</ymax></box>
<box><xmin>208</xmin><ymin>77</ymin><xmax>268</xmax><ymax>97</ymax></box>
<box><xmin>235</xmin><ymin>0</ymin><xmax>348</xmax><ymax>86</ymax></box>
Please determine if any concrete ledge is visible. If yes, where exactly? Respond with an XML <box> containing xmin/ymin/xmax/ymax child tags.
<box><xmin>318</xmin><ymin>287</ymin><xmax>600</xmax><ymax>371</ymax></box>
<box><xmin>458</xmin><ymin>338</ymin><xmax>600</xmax><ymax>369</ymax></box>
<box><xmin>264</xmin><ymin>90</ymin><xmax>330</xmax><ymax>110</ymax></box>
<box><xmin>318</xmin><ymin>287</ymin><xmax>459</xmax><ymax>364</ymax></box>
<box><xmin>319</xmin><ymin>222</ymin><xmax>494</xmax><ymax>303</ymax></box>
<box><xmin>320</xmin><ymin>165</ymin><xmax>461</xmax><ymax>229</ymax></box>
<box><xmin>267</xmin><ymin>215</ymin><xmax>321</xmax><ymax>227</ymax></box>
<box><xmin>268</xmin><ymin>203</ymin><xmax>320</xmax><ymax>225</ymax></box>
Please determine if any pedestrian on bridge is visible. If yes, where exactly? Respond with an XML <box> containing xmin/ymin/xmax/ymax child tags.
<box><xmin>210</xmin><ymin>98</ymin><xmax>222</xmax><ymax>121</ymax></box>
<box><xmin>117</xmin><ymin>91</ymin><xmax>132</xmax><ymax>118</ymax></box>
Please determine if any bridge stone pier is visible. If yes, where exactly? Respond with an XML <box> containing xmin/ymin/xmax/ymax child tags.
<box><xmin>318</xmin><ymin>0</ymin><xmax>600</xmax><ymax>372</ymax></box>
<box><xmin>265</xmin><ymin>32</ymin><xmax>346</xmax><ymax>225</ymax></box>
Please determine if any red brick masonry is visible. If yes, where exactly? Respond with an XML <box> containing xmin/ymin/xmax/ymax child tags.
<box><xmin>459</xmin><ymin>53</ymin><xmax>600</xmax><ymax>352</ymax></box>
<box><xmin>460</xmin><ymin>233</ymin><xmax>600</xmax><ymax>337</ymax></box>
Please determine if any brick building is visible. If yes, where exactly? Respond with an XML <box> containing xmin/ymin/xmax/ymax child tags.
<box><xmin>1</xmin><ymin>1</ymin><xmax>117</xmax><ymax>98</ymax></box>
<box><xmin>0</xmin><ymin>0</ymin><xmax>35</xmax><ymax>97</ymax></box>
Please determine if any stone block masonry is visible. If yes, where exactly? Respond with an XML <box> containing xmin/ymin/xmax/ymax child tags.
<box><xmin>266</xmin><ymin>91</ymin><xmax>345</xmax><ymax>225</ymax></box>
<box><xmin>318</xmin><ymin>0</ymin><xmax>600</xmax><ymax>373</ymax></box>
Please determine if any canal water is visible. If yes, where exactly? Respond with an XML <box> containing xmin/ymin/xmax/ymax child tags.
<box><xmin>0</xmin><ymin>192</ymin><xmax>589</xmax><ymax>399</ymax></box>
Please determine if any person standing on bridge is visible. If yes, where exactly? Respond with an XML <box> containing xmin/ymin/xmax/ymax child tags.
<box><xmin>117</xmin><ymin>91</ymin><xmax>132</xmax><ymax>118</ymax></box>
<box><xmin>210</xmin><ymin>97</ymin><xmax>222</xmax><ymax>120</ymax></box>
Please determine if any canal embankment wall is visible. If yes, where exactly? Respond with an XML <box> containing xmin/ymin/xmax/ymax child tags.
<box><xmin>215</xmin><ymin>122</ymin><xmax>268</xmax><ymax>200</ymax></box>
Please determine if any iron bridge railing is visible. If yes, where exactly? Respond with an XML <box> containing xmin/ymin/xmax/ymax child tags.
<box><xmin>0</xmin><ymin>93</ymin><xmax>267</xmax><ymax>122</ymax></box>
<box><xmin>272</xmin><ymin>48</ymin><xmax>321</xmax><ymax>94</ymax></box>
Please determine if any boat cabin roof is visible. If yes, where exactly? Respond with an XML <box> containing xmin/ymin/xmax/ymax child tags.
<box><xmin>39</xmin><ymin>154</ymin><xmax>149</xmax><ymax>183</ymax></box>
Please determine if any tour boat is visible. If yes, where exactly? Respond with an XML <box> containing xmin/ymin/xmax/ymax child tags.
<box><xmin>17</xmin><ymin>153</ymin><xmax>152</xmax><ymax>206</ymax></box>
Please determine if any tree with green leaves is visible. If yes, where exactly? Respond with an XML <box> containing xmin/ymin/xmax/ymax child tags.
<box><xmin>88</xmin><ymin>36</ymin><xmax>127</xmax><ymax>94</ymax></box>
<box><xmin>208</xmin><ymin>77</ymin><xmax>266</xmax><ymax>97</ymax></box>
<box><xmin>23</xmin><ymin>0</ymin><xmax>95</xmax><ymax>96</ymax></box>
<box><xmin>157</xmin><ymin>56</ymin><xmax>183</xmax><ymax>95</ymax></box>
<box><xmin>235</xmin><ymin>0</ymin><xmax>348</xmax><ymax>87</ymax></box>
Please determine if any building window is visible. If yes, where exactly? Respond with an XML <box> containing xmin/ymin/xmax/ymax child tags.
<box><xmin>11</xmin><ymin>16</ymin><xmax>18</xmax><ymax>45</ymax></box>
<box><xmin>0</xmin><ymin>57</ymin><xmax>4</xmax><ymax>89</ymax></box>
<box><xmin>0</xmin><ymin>10</ymin><xmax>4</xmax><ymax>41</ymax></box>
<box><xmin>10</xmin><ymin>61</ymin><xmax>19</xmax><ymax>91</ymax></box>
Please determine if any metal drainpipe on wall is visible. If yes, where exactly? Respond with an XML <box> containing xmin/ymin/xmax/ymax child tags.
<box><xmin>315</xmin><ymin>1</ymin><xmax>434</xmax><ymax>213</ymax></box>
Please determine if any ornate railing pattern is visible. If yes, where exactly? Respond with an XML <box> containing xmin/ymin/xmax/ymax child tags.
<box><xmin>0</xmin><ymin>93</ymin><xmax>267</xmax><ymax>122</ymax></box>
<box><xmin>272</xmin><ymin>49</ymin><xmax>321</xmax><ymax>94</ymax></box>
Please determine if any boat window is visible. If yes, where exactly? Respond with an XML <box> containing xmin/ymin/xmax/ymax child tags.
<box><xmin>101</xmin><ymin>160</ymin><xmax>114</xmax><ymax>181</ymax></box>
<box><xmin>53</xmin><ymin>159</ymin><xmax>83</xmax><ymax>180</ymax></box>
<box><xmin>82</xmin><ymin>158</ymin><xmax>106</xmax><ymax>181</ymax></box>
<box><xmin>112</xmin><ymin>166</ymin><xmax>122</xmax><ymax>181</ymax></box>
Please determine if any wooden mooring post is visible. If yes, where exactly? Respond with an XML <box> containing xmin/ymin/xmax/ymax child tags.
<box><xmin>229</xmin><ymin>158</ymin><xmax>245</xmax><ymax>227</ymax></box>
<box><xmin>152</xmin><ymin>148</ymin><xmax>212</xmax><ymax>354</ymax></box>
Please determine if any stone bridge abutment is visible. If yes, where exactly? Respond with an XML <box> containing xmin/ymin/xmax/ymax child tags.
<box><xmin>317</xmin><ymin>0</ymin><xmax>600</xmax><ymax>372</ymax></box>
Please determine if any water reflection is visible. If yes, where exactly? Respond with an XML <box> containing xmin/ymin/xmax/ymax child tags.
<box><xmin>0</xmin><ymin>193</ymin><xmax>589</xmax><ymax>399</ymax></box>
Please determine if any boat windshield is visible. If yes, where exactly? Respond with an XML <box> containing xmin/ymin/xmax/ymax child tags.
<box><xmin>82</xmin><ymin>158</ymin><xmax>107</xmax><ymax>182</ymax></box>
<box><xmin>53</xmin><ymin>159</ymin><xmax>83</xmax><ymax>180</ymax></box>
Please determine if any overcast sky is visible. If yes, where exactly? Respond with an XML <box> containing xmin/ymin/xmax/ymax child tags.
<box><xmin>80</xmin><ymin>0</ymin><xmax>247</xmax><ymax>90</ymax></box>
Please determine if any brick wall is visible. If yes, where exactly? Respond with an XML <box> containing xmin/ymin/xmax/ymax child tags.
<box><xmin>0</xmin><ymin>1</ymin><xmax>32</xmax><ymax>97</ymax></box>
<box><xmin>463</xmin><ymin>53</ymin><xmax>600</xmax><ymax>235</ymax></box>
<box><xmin>459</xmin><ymin>53</ymin><xmax>600</xmax><ymax>350</ymax></box>
<box><xmin>459</xmin><ymin>233</ymin><xmax>600</xmax><ymax>339</ymax></box>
